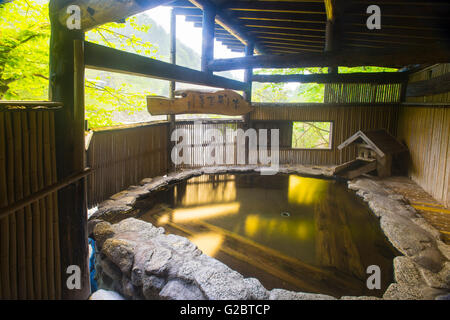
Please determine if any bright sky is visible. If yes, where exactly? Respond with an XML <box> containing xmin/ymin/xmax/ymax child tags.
<box><xmin>144</xmin><ymin>6</ymin><xmax>245</xmax><ymax>81</ymax></box>
<box><xmin>145</xmin><ymin>6</ymin><xmax>243</xmax><ymax>59</ymax></box>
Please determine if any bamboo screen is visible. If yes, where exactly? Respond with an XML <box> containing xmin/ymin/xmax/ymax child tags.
<box><xmin>398</xmin><ymin>64</ymin><xmax>450</xmax><ymax>206</ymax></box>
<box><xmin>406</xmin><ymin>63</ymin><xmax>450</xmax><ymax>103</ymax></box>
<box><xmin>250</xmin><ymin>103</ymin><xmax>399</xmax><ymax>165</ymax></box>
<box><xmin>86</xmin><ymin>122</ymin><xmax>169</xmax><ymax>207</ymax></box>
<box><xmin>174</xmin><ymin>120</ymin><xmax>245</xmax><ymax>170</ymax></box>
<box><xmin>0</xmin><ymin>111</ymin><xmax>61</xmax><ymax>299</ymax></box>
<box><xmin>324</xmin><ymin>83</ymin><xmax>403</xmax><ymax>103</ymax></box>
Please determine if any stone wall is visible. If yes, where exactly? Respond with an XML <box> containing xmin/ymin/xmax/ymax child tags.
<box><xmin>91</xmin><ymin>218</ymin><xmax>337</xmax><ymax>300</ymax></box>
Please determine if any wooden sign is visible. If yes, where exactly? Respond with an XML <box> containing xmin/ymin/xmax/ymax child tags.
<box><xmin>147</xmin><ymin>89</ymin><xmax>253</xmax><ymax>116</ymax></box>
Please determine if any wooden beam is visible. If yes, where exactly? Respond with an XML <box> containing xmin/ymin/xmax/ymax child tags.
<box><xmin>58</xmin><ymin>0</ymin><xmax>173</xmax><ymax>31</ymax></box>
<box><xmin>405</xmin><ymin>73</ymin><xmax>450</xmax><ymax>97</ymax></box>
<box><xmin>173</xmin><ymin>7</ymin><xmax>202</xmax><ymax>16</ymax></box>
<box><xmin>0</xmin><ymin>169</ymin><xmax>91</xmax><ymax>220</ymax></box>
<box><xmin>201</xmin><ymin>4</ymin><xmax>215</xmax><ymax>73</ymax></box>
<box><xmin>252</xmin><ymin>72</ymin><xmax>408</xmax><ymax>84</ymax></box>
<box><xmin>49</xmin><ymin>0</ymin><xmax>89</xmax><ymax>300</ymax></box>
<box><xmin>168</xmin><ymin>8</ymin><xmax>176</xmax><ymax>172</ymax></box>
<box><xmin>188</xmin><ymin>0</ymin><xmax>265</xmax><ymax>54</ymax></box>
<box><xmin>239</xmin><ymin>19</ymin><xmax>326</xmax><ymax>32</ymax></box>
<box><xmin>243</xmin><ymin>43</ymin><xmax>254</xmax><ymax>102</ymax></box>
<box><xmin>243</xmin><ymin>43</ymin><xmax>254</xmax><ymax>130</ymax></box>
<box><xmin>84</xmin><ymin>42</ymin><xmax>248</xmax><ymax>91</ymax></box>
<box><xmin>324</xmin><ymin>0</ymin><xmax>343</xmax><ymax>74</ymax></box>
<box><xmin>233</xmin><ymin>11</ymin><xmax>326</xmax><ymax>23</ymax></box>
<box><xmin>222</xmin><ymin>1</ymin><xmax>325</xmax><ymax>14</ymax></box>
<box><xmin>208</xmin><ymin>47</ymin><xmax>450</xmax><ymax>71</ymax></box>
<box><xmin>324</xmin><ymin>0</ymin><xmax>335</xmax><ymax>22</ymax></box>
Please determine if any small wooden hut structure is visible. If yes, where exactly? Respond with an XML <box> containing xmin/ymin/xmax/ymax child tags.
<box><xmin>0</xmin><ymin>0</ymin><xmax>449</xmax><ymax>299</ymax></box>
<box><xmin>335</xmin><ymin>129</ymin><xmax>408</xmax><ymax>179</ymax></box>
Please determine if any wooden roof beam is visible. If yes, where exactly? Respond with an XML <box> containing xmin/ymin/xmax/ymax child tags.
<box><xmin>208</xmin><ymin>47</ymin><xmax>450</xmax><ymax>71</ymax></box>
<box><xmin>222</xmin><ymin>1</ymin><xmax>326</xmax><ymax>14</ymax></box>
<box><xmin>252</xmin><ymin>72</ymin><xmax>408</xmax><ymax>84</ymax></box>
<box><xmin>58</xmin><ymin>0</ymin><xmax>174</xmax><ymax>31</ymax></box>
<box><xmin>187</xmin><ymin>0</ymin><xmax>266</xmax><ymax>54</ymax></box>
<box><xmin>84</xmin><ymin>42</ymin><xmax>249</xmax><ymax>91</ymax></box>
<box><xmin>324</xmin><ymin>0</ymin><xmax>345</xmax><ymax>73</ymax></box>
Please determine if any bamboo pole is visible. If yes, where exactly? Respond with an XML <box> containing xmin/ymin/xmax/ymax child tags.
<box><xmin>21</xmin><ymin>112</ymin><xmax>34</xmax><ymax>299</ymax></box>
<box><xmin>37</xmin><ymin>111</ymin><xmax>48</xmax><ymax>299</ymax></box>
<box><xmin>28</xmin><ymin>111</ymin><xmax>42</xmax><ymax>299</ymax></box>
<box><xmin>13</xmin><ymin>112</ymin><xmax>27</xmax><ymax>298</ymax></box>
<box><xmin>0</xmin><ymin>112</ymin><xmax>11</xmax><ymax>299</ymax></box>
<box><xmin>50</xmin><ymin>112</ymin><xmax>61</xmax><ymax>299</ymax></box>
<box><xmin>5</xmin><ymin>112</ymin><xmax>17</xmax><ymax>299</ymax></box>
<box><xmin>43</xmin><ymin>111</ymin><xmax>55</xmax><ymax>299</ymax></box>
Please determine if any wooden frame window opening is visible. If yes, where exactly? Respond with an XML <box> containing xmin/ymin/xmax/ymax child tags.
<box><xmin>291</xmin><ymin>121</ymin><xmax>333</xmax><ymax>150</ymax></box>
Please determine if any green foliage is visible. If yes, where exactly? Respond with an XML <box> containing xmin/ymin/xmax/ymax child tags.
<box><xmin>339</xmin><ymin>66</ymin><xmax>398</xmax><ymax>73</ymax></box>
<box><xmin>0</xmin><ymin>1</ymin><xmax>200</xmax><ymax>129</ymax></box>
<box><xmin>252</xmin><ymin>66</ymin><xmax>398</xmax><ymax>103</ymax></box>
<box><xmin>253</xmin><ymin>67</ymin><xmax>328</xmax><ymax>103</ymax></box>
<box><xmin>292</xmin><ymin>122</ymin><xmax>332</xmax><ymax>149</ymax></box>
<box><xmin>0</xmin><ymin>0</ymin><xmax>49</xmax><ymax>100</ymax></box>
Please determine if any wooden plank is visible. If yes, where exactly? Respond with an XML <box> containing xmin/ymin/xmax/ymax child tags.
<box><xmin>334</xmin><ymin>159</ymin><xmax>377</xmax><ymax>179</ymax></box>
<box><xmin>58</xmin><ymin>0</ymin><xmax>173</xmax><ymax>31</ymax></box>
<box><xmin>233</xmin><ymin>10</ymin><xmax>326</xmax><ymax>23</ymax></box>
<box><xmin>222</xmin><ymin>1</ymin><xmax>326</xmax><ymax>14</ymax></box>
<box><xmin>147</xmin><ymin>90</ymin><xmax>253</xmax><ymax>116</ymax></box>
<box><xmin>84</xmin><ymin>41</ymin><xmax>249</xmax><ymax>91</ymax></box>
<box><xmin>239</xmin><ymin>19</ymin><xmax>325</xmax><ymax>32</ymax></box>
<box><xmin>406</xmin><ymin>73</ymin><xmax>450</xmax><ymax>97</ymax></box>
<box><xmin>252</xmin><ymin>72</ymin><xmax>407</xmax><ymax>84</ymax></box>
<box><xmin>208</xmin><ymin>47</ymin><xmax>450</xmax><ymax>71</ymax></box>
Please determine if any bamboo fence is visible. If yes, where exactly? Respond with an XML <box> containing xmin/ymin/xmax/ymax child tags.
<box><xmin>0</xmin><ymin>110</ymin><xmax>61</xmax><ymax>299</ymax></box>
<box><xmin>86</xmin><ymin>122</ymin><xmax>169</xmax><ymax>207</ymax></box>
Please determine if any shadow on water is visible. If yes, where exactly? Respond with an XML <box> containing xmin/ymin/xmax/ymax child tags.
<box><xmin>137</xmin><ymin>173</ymin><xmax>398</xmax><ymax>298</ymax></box>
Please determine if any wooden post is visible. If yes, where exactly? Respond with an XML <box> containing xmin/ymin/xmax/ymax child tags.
<box><xmin>325</xmin><ymin>20</ymin><xmax>338</xmax><ymax>74</ymax></box>
<box><xmin>49</xmin><ymin>0</ymin><xmax>90</xmax><ymax>300</ymax></box>
<box><xmin>201</xmin><ymin>5</ymin><xmax>216</xmax><ymax>73</ymax></box>
<box><xmin>168</xmin><ymin>8</ymin><xmax>176</xmax><ymax>172</ymax></box>
<box><xmin>243</xmin><ymin>43</ymin><xmax>254</xmax><ymax>129</ymax></box>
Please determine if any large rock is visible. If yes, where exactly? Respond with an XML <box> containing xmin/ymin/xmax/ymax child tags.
<box><xmin>89</xmin><ymin>289</ymin><xmax>125</xmax><ymax>300</ymax></box>
<box><xmin>340</xmin><ymin>296</ymin><xmax>381</xmax><ymax>300</ymax></box>
<box><xmin>243</xmin><ymin>278</ymin><xmax>269</xmax><ymax>300</ymax></box>
<box><xmin>411</xmin><ymin>246</ymin><xmax>445</xmax><ymax>273</ymax></box>
<box><xmin>97</xmin><ymin>254</ymin><xmax>122</xmax><ymax>282</ymax></box>
<box><xmin>380</xmin><ymin>215</ymin><xmax>435</xmax><ymax>257</ymax></box>
<box><xmin>419</xmin><ymin>262</ymin><xmax>450</xmax><ymax>289</ymax></box>
<box><xmin>93</xmin><ymin>221</ymin><xmax>115</xmax><ymax>249</ymax></box>
<box><xmin>142</xmin><ymin>275</ymin><xmax>166</xmax><ymax>299</ymax></box>
<box><xmin>143</xmin><ymin>247</ymin><xmax>172</xmax><ymax>276</ymax></box>
<box><xmin>102</xmin><ymin>238</ymin><xmax>136</xmax><ymax>274</ymax></box>
<box><xmin>159</xmin><ymin>279</ymin><xmax>206</xmax><ymax>300</ymax></box>
<box><xmin>192</xmin><ymin>259</ymin><xmax>250</xmax><ymax>300</ymax></box>
<box><xmin>383</xmin><ymin>283</ymin><xmax>425</xmax><ymax>300</ymax></box>
<box><xmin>269</xmin><ymin>288</ymin><xmax>336</xmax><ymax>300</ymax></box>
<box><xmin>393</xmin><ymin>256</ymin><xmax>424</xmax><ymax>286</ymax></box>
